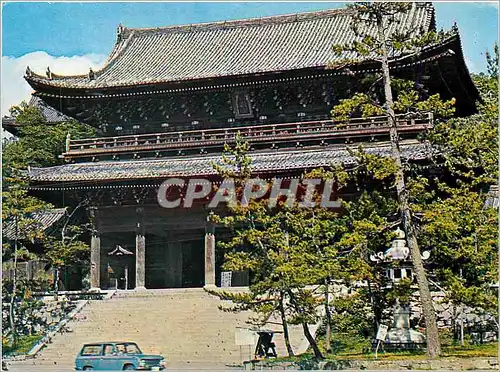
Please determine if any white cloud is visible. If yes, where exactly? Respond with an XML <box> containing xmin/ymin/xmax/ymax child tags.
<box><xmin>1</xmin><ymin>51</ymin><xmax>106</xmax><ymax>117</ymax></box>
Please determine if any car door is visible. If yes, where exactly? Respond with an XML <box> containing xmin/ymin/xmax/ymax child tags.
<box><xmin>116</xmin><ymin>343</ymin><xmax>138</xmax><ymax>370</ymax></box>
<box><xmin>78</xmin><ymin>344</ymin><xmax>103</xmax><ymax>370</ymax></box>
<box><xmin>100</xmin><ymin>344</ymin><xmax>118</xmax><ymax>370</ymax></box>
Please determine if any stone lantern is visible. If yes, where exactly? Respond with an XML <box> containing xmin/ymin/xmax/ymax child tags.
<box><xmin>370</xmin><ymin>227</ymin><xmax>430</xmax><ymax>348</ymax></box>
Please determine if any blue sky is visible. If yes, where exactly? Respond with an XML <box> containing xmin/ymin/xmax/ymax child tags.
<box><xmin>1</xmin><ymin>1</ymin><xmax>498</xmax><ymax>116</ymax></box>
<box><xmin>3</xmin><ymin>1</ymin><xmax>499</xmax><ymax>69</ymax></box>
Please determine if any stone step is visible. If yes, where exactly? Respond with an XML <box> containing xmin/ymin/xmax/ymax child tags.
<box><xmin>12</xmin><ymin>289</ymin><xmax>306</xmax><ymax>370</ymax></box>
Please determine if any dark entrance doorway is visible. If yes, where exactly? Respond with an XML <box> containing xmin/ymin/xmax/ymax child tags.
<box><xmin>145</xmin><ymin>234</ymin><xmax>168</xmax><ymax>289</ymax></box>
<box><xmin>181</xmin><ymin>239</ymin><xmax>204</xmax><ymax>288</ymax></box>
<box><xmin>145</xmin><ymin>231</ymin><xmax>204</xmax><ymax>289</ymax></box>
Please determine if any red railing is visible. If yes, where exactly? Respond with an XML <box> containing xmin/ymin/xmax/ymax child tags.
<box><xmin>64</xmin><ymin>113</ymin><xmax>433</xmax><ymax>157</ymax></box>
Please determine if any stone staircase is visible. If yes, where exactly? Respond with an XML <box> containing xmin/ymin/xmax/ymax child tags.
<box><xmin>11</xmin><ymin>288</ymin><xmax>307</xmax><ymax>370</ymax></box>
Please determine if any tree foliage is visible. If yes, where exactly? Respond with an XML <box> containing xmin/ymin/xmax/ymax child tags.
<box><xmin>2</xmin><ymin>176</ymin><xmax>51</xmax><ymax>346</ymax></box>
<box><xmin>208</xmin><ymin>135</ymin><xmax>426</xmax><ymax>357</ymax></box>
<box><xmin>208</xmin><ymin>135</ymin><xmax>338</xmax><ymax>358</ymax></box>
<box><xmin>330</xmin><ymin>1</ymin><xmax>449</xmax><ymax>358</ymax></box>
<box><xmin>417</xmin><ymin>47</ymin><xmax>499</xmax><ymax>324</ymax></box>
<box><xmin>3</xmin><ymin>101</ymin><xmax>94</xmax><ymax>171</ymax></box>
<box><xmin>2</xmin><ymin>101</ymin><xmax>93</xmax><ymax>343</ymax></box>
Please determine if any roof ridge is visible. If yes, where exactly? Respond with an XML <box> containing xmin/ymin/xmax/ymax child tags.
<box><xmin>121</xmin><ymin>6</ymin><xmax>350</xmax><ymax>35</ymax></box>
<box><xmin>24</xmin><ymin>3</ymin><xmax>438</xmax><ymax>89</ymax></box>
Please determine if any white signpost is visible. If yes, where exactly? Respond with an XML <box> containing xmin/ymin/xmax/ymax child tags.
<box><xmin>376</xmin><ymin>324</ymin><xmax>388</xmax><ymax>341</ymax></box>
<box><xmin>375</xmin><ymin>324</ymin><xmax>388</xmax><ymax>358</ymax></box>
<box><xmin>221</xmin><ymin>271</ymin><xmax>232</xmax><ymax>287</ymax></box>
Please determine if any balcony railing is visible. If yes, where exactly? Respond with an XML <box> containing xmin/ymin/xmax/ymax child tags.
<box><xmin>64</xmin><ymin>113</ymin><xmax>433</xmax><ymax>159</ymax></box>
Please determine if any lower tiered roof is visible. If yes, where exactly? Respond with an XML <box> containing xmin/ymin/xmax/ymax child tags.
<box><xmin>28</xmin><ymin>140</ymin><xmax>430</xmax><ymax>184</ymax></box>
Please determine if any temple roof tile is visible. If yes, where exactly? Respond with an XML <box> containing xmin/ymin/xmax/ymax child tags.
<box><xmin>28</xmin><ymin>141</ymin><xmax>430</xmax><ymax>183</ymax></box>
<box><xmin>24</xmin><ymin>3</ymin><xmax>436</xmax><ymax>90</ymax></box>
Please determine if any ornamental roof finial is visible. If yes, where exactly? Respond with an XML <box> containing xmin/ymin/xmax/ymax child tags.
<box><xmin>25</xmin><ymin>66</ymin><xmax>31</xmax><ymax>77</ymax></box>
<box><xmin>117</xmin><ymin>23</ymin><xmax>124</xmax><ymax>40</ymax></box>
<box><xmin>88</xmin><ymin>67</ymin><xmax>95</xmax><ymax>81</ymax></box>
<box><xmin>46</xmin><ymin>67</ymin><xmax>52</xmax><ymax>79</ymax></box>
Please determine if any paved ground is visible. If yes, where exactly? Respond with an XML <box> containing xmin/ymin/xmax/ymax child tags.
<box><xmin>5</xmin><ymin>362</ymin><xmax>242</xmax><ymax>371</ymax></box>
<box><xmin>5</xmin><ymin>365</ymin><xmax>496</xmax><ymax>372</ymax></box>
<box><xmin>6</xmin><ymin>288</ymin><xmax>307</xmax><ymax>371</ymax></box>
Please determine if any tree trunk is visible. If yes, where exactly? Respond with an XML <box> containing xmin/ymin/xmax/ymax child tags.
<box><xmin>376</xmin><ymin>14</ymin><xmax>441</xmax><ymax>358</ymax></box>
<box><xmin>302</xmin><ymin>322</ymin><xmax>323</xmax><ymax>359</ymax></box>
<box><xmin>279</xmin><ymin>232</ymin><xmax>295</xmax><ymax>357</ymax></box>
<box><xmin>459</xmin><ymin>305</ymin><xmax>465</xmax><ymax>346</ymax></box>
<box><xmin>324</xmin><ymin>279</ymin><xmax>332</xmax><ymax>353</ymax></box>
<box><xmin>54</xmin><ymin>268</ymin><xmax>59</xmax><ymax>301</ymax></box>
<box><xmin>286</xmin><ymin>289</ymin><xmax>324</xmax><ymax>359</ymax></box>
<box><xmin>9</xmin><ymin>216</ymin><xmax>19</xmax><ymax>346</ymax></box>
<box><xmin>278</xmin><ymin>291</ymin><xmax>294</xmax><ymax>357</ymax></box>
<box><xmin>451</xmin><ymin>304</ymin><xmax>457</xmax><ymax>343</ymax></box>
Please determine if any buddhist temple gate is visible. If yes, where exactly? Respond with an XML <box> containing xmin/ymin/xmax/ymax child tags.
<box><xmin>23</xmin><ymin>3</ymin><xmax>479</xmax><ymax>290</ymax></box>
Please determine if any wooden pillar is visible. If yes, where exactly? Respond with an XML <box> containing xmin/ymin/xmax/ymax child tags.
<box><xmin>90</xmin><ymin>233</ymin><xmax>100</xmax><ymax>290</ymax></box>
<box><xmin>135</xmin><ymin>208</ymin><xmax>146</xmax><ymax>290</ymax></box>
<box><xmin>89</xmin><ymin>207</ymin><xmax>101</xmax><ymax>291</ymax></box>
<box><xmin>204</xmin><ymin>218</ymin><xmax>216</xmax><ymax>288</ymax></box>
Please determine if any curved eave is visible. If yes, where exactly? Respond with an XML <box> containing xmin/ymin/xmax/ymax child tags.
<box><xmin>24</xmin><ymin>3</ymin><xmax>436</xmax><ymax>92</ymax></box>
<box><xmin>449</xmin><ymin>32</ymin><xmax>481</xmax><ymax>104</ymax></box>
<box><xmin>26</xmin><ymin>33</ymin><xmax>471</xmax><ymax>97</ymax></box>
<box><xmin>2</xmin><ymin>117</ymin><xmax>19</xmax><ymax>136</ymax></box>
<box><xmin>27</xmin><ymin>141</ymin><xmax>431</xmax><ymax>185</ymax></box>
<box><xmin>434</xmin><ymin>33</ymin><xmax>481</xmax><ymax>114</ymax></box>
<box><xmin>25</xmin><ymin>64</ymin><xmax>331</xmax><ymax>93</ymax></box>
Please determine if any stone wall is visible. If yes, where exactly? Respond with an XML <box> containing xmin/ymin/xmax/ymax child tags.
<box><xmin>245</xmin><ymin>357</ymin><xmax>499</xmax><ymax>370</ymax></box>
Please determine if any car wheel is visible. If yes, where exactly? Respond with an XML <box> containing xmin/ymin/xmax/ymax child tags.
<box><xmin>83</xmin><ymin>367</ymin><xmax>94</xmax><ymax>371</ymax></box>
<box><xmin>123</xmin><ymin>365</ymin><xmax>136</xmax><ymax>370</ymax></box>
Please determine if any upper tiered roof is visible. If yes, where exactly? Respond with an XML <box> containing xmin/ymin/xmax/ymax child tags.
<box><xmin>24</xmin><ymin>3</ymin><xmax>436</xmax><ymax>90</ymax></box>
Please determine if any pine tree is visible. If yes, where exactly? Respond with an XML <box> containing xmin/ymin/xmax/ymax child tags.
<box><xmin>207</xmin><ymin>135</ymin><xmax>354</xmax><ymax>359</ymax></box>
<box><xmin>418</xmin><ymin>45</ymin><xmax>499</xmax><ymax>342</ymax></box>
<box><xmin>330</xmin><ymin>3</ymin><xmax>457</xmax><ymax>357</ymax></box>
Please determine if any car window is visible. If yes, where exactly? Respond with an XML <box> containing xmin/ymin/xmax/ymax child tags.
<box><xmin>116</xmin><ymin>344</ymin><xmax>126</xmax><ymax>355</ymax></box>
<box><xmin>126</xmin><ymin>344</ymin><xmax>141</xmax><ymax>354</ymax></box>
<box><xmin>103</xmin><ymin>344</ymin><xmax>114</xmax><ymax>356</ymax></box>
<box><xmin>116</xmin><ymin>343</ymin><xmax>141</xmax><ymax>355</ymax></box>
<box><xmin>81</xmin><ymin>345</ymin><xmax>103</xmax><ymax>356</ymax></box>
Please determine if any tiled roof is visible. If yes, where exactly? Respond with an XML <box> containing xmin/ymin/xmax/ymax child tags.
<box><xmin>2</xmin><ymin>97</ymin><xmax>72</xmax><ymax>136</ymax></box>
<box><xmin>28</xmin><ymin>141</ymin><xmax>430</xmax><ymax>183</ymax></box>
<box><xmin>3</xmin><ymin>208</ymin><xmax>67</xmax><ymax>240</ymax></box>
<box><xmin>28</xmin><ymin>96</ymin><xmax>72</xmax><ymax>123</ymax></box>
<box><xmin>25</xmin><ymin>3</ymin><xmax>435</xmax><ymax>89</ymax></box>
